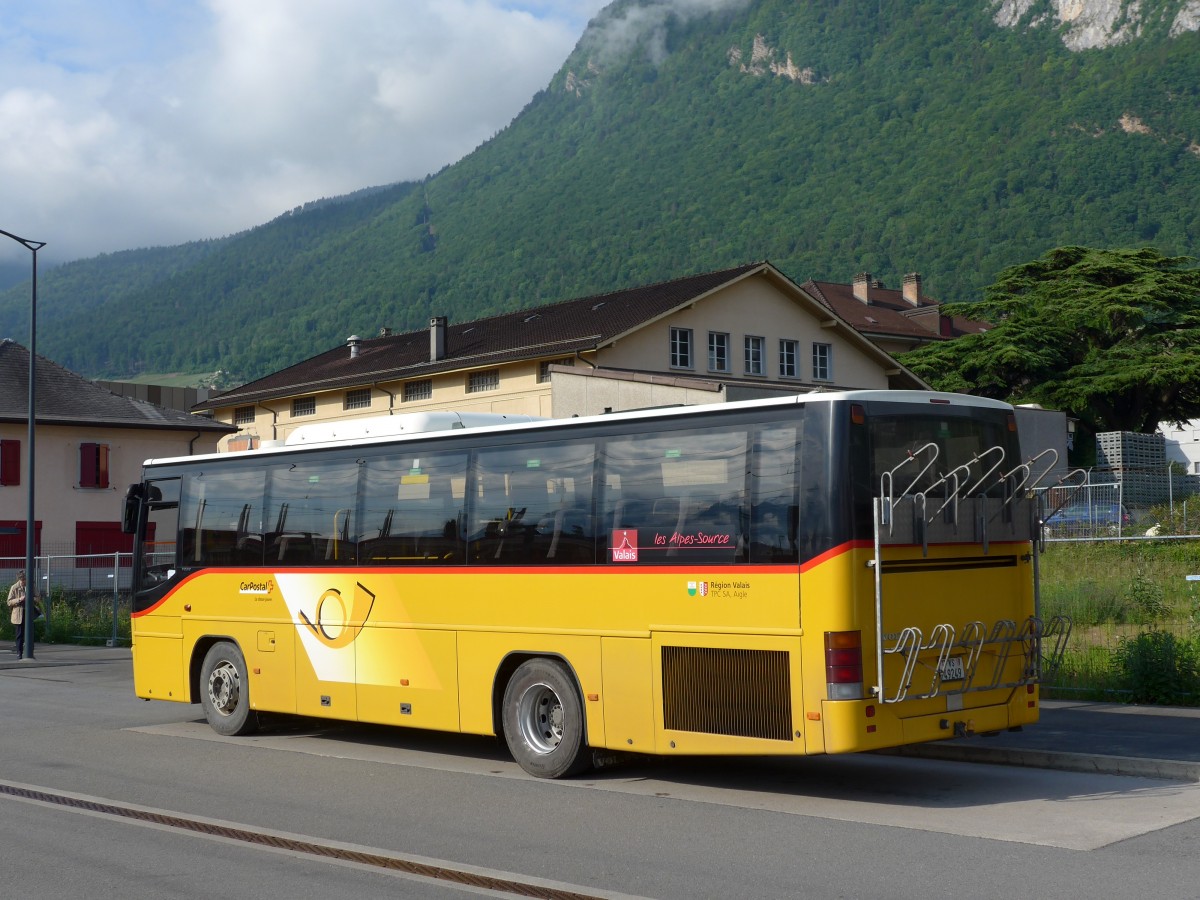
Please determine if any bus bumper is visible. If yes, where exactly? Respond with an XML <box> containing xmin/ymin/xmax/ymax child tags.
<box><xmin>821</xmin><ymin>686</ymin><xmax>1040</xmax><ymax>755</ymax></box>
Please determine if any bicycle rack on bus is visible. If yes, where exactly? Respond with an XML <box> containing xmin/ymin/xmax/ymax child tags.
<box><xmin>870</xmin><ymin>443</ymin><xmax>1072</xmax><ymax>705</ymax></box>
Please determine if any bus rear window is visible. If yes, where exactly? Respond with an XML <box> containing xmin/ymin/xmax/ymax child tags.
<box><xmin>868</xmin><ymin>412</ymin><xmax>1017</xmax><ymax>500</ymax></box>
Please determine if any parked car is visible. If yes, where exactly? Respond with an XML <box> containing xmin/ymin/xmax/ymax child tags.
<box><xmin>1043</xmin><ymin>500</ymin><xmax>1131</xmax><ymax>535</ymax></box>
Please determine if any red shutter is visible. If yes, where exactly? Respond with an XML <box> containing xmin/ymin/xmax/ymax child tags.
<box><xmin>80</xmin><ymin>443</ymin><xmax>110</xmax><ymax>489</ymax></box>
<box><xmin>0</xmin><ymin>439</ymin><xmax>19</xmax><ymax>486</ymax></box>
<box><xmin>80</xmin><ymin>442</ymin><xmax>98</xmax><ymax>488</ymax></box>
<box><xmin>98</xmin><ymin>443</ymin><xmax>110</xmax><ymax>489</ymax></box>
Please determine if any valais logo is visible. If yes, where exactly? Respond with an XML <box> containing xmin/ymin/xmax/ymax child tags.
<box><xmin>611</xmin><ymin>529</ymin><xmax>638</xmax><ymax>562</ymax></box>
<box><xmin>687</xmin><ymin>581</ymin><xmax>709</xmax><ymax>597</ymax></box>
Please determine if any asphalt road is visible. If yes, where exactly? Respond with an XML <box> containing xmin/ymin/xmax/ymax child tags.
<box><xmin>4</xmin><ymin>646</ymin><xmax>1200</xmax><ymax>899</ymax></box>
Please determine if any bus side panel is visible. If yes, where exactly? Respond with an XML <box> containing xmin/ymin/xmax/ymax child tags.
<box><xmin>797</xmin><ymin>549</ymin><xmax>863</xmax><ymax>756</ymax></box>
<box><xmin>600</xmin><ymin>637</ymin><xmax>655</xmax><ymax>754</ymax></box>
<box><xmin>245</xmin><ymin>625</ymin><xmax>297</xmax><ymax>714</ymax></box>
<box><xmin>132</xmin><ymin>617</ymin><xmax>185</xmax><ymax>702</ymax></box>
<box><xmin>355</xmin><ymin>627</ymin><xmax>460</xmax><ymax>731</ymax></box>
<box><xmin>457</xmin><ymin>632</ymin><xmax>604</xmax><ymax>745</ymax></box>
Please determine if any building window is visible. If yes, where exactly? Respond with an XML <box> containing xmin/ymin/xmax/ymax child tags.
<box><xmin>708</xmin><ymin>332</ymin><xmax>730</xmax><ymax>373</ymax></box>
<box><xmin>539</xmin><ymin>358</ymin><xmax>574</xmax><ymax>383</ymax></box>
<box><xmin>233</xmin><ymin>406</ymin><xmax>255</xmax><ymax>426</ymax></box>
<box><xmin>744</xmin><ymin>336</ymin><xmax>765</xmax><ymax>376</ymax></box>
<box><xmin>403</xmin><ymin>379</ymin><xmax>433</xmax><ymax>402</ymax></box>
<box><xmin>344</xmin><ymin>388</ymin><xmax>372</xmax><ymax>410</ymax></box>
<box><xmin>779</xmin><ymin>339</ymin><xmax>799</xmax><ymax>378</ymax></box>
<box><xmin>467</xmin><ymin>370</ymin><xmax>500</xmax><ymax>393</ymax></box>
<box><xmin>813</xmin><ymin>342</ymin><xmax>833</xmax><ymax>381</ymax></box>
<box><xmin>80</xmin><ymin>442</ymin><xmax>110</xmax><ymax>489</ymax></box>
<box><xmin>0</xmin><ymin>439</ymin><xmax>19</xmax><ymax>486</ymax></box>
<box><xmin>670</xmin><ymin>327</ymin><xmax>693</xmax><ymax>369</ymax></box>
<box><xmin>292</xmin><ymin>396</ymin><xmax>316</xmax><ymax>417</ymax></box>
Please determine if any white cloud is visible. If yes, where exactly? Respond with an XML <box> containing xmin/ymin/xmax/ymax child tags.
<box><xmin>0</xmin><ymin>0</ymin><xmax>609</xmax><ymax>263</ymax></box>
<box><xmin>582</xmin><ymin>0</ymin><xmax>750</xmax><ymax>65</ymax></box>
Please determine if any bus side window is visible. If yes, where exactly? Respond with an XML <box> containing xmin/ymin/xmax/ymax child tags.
<box><xmin>603</xmin><ymin>427</ymin><xmax>747</xmax><ymax>564</ymax></box>
<box><xmin>180</xmin><ymin>469</ymin><xmax>266</xmax><ymax>568</ymax></box>
<box><xmin>358</xmin><ymin>450</ymin><xmax>467</xmax><ymax>565</ymax></box>
<box><xmin>749</xmin><ymin>425</ymin><xmax>800</xmax><ymax>563</ymax></box>
<box><xmin>469</xmin><ymin>440</ymin><xmax>595</xmax><ymax>565</ymax></box>
<box><xmin>264</xmin><ymin>459</ymin><xmax>360</xmax><ymax>566</ymax></box>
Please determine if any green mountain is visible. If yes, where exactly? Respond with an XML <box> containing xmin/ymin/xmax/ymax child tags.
<box><xmin>2</xmin><ymin>0</ymin><xmax>1199</xmax><ymax>384</ymax></box>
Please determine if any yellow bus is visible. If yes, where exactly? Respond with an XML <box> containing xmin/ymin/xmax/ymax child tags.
<box><xmin>122</xmin><ymin>391</ymin><xmax>1068</xmax><ymax>778</ymax></box>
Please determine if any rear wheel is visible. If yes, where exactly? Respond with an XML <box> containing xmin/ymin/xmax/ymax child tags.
<box><xmin>200</xmin><ymin>641</ymin><xmax>258</xmax><ymax>736</ymax></box>
<box><xmin>502</xmin><ymin>658</ymin><xmax>590</xmax><ymax>778</ymax></box>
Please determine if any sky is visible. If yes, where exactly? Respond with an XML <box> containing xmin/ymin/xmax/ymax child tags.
<box><xmin>0</xmin><ymin>0</ymin><xmax>610</xmax><ymax>265</ymax></box>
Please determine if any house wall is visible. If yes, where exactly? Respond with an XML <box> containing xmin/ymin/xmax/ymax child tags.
<box><xmin>1159</xmin><ymin>419</ymin><xmax>1200</xmax><ymax>475</ymax></box>
<box><xmin>550</xmin><ymin>369</ymin><xmax>725</xmax><ymax>418</ymax></box>
<box><xmin>595</xmin><ymin>278</ymin><xmax>889</xmax><ymax>389</ymax></box>
<box><xmin>0</xmin><ymin>422</ymin><xmax>224</xmax><ymax>557</ymax></box>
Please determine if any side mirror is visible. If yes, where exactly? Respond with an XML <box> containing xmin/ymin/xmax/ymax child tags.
<box><xmin>122</xmin><ymin>484</ymin><xmax>144</xmax><ymax>534</ymax></box>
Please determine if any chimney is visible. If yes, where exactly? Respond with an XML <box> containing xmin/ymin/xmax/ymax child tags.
<box><xmin>902</xmin><ymin>273</ymin><xmax>922</xmax><ymax>307</ymax></box>
<box><xmin>852</xmin><ymin>272</ymin><xmax>871</xmax><ymax>304</ymax></box>
<box><xmin>346</xmin><ymin>335</ymin><xmax>362</xmax><ymax>359</ymax></box>
<box><xmin>430</xmin><ymin>316</ymin><xmax>446</xmax><ymax>361</ymax></box>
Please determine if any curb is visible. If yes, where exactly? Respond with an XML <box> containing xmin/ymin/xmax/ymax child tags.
<box><xmin>885</xmin><ymin>742</ymin><xmax>1200</xmax><ymax>782</ymax></box>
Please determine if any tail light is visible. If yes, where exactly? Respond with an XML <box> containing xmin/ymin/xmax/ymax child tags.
<box><xmin>825</xmin><ymin>630</ymin><xmax>864</xmax><ymax>700</ymax></box>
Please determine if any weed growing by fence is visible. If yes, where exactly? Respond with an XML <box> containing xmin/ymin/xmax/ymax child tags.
<box><xmin>0</xmin><ymin>584</ymin><xmax>130</xmax><ymax>646</ymax></box>
<box><xmin>1042</xmin><ymin>541</ymin><xmax>1200</xmax><ymax>704</ymax></box>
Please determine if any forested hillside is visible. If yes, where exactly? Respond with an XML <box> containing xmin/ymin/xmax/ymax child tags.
<box><xmin>1</xmin><ymin>0</ymin><xmax>1198</xmax><ymax>383</ymax></box>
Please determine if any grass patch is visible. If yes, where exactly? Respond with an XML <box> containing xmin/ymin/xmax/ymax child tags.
<box><xmin>1041</xmin><ymin>541</ymin><xmax>1200</xmax><ymax>704</ymax></box>
<box><xmin>0</xmin><ymin>587</ymin><xmax>130</xmax><ymax>646</ymax></box>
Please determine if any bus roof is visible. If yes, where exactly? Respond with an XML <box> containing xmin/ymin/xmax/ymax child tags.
<box><xmin>137</xmin><ymin>390</ymin><xmax>1014</xmax><ymax>470</ymax></box>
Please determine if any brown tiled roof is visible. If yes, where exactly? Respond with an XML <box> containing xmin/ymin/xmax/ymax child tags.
<box><xmin>0</xmin><ymin>339</ymin><xmax>234</xmax><ymax>432</ymax></box>
<box><xmin>801</xmin><ymin>280</ymin><xmax>988</xmax><ymax>343</ymax></box>
<box><xmin>195</xmin><ymin>262</ymin><xmax>768</xmax><ymax>410</ymax></box>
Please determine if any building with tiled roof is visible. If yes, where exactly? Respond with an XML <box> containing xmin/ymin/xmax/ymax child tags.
<box><xmin>0</xmin><ymin>339</ymin><xmax>234</xmax><ymax>564</ymax></box>
<box><xmin>195</xmin><ymin>262</ymin><xmax>932</xmax><ymax>450</ymax></box>
<box><xmin>800</xmin><ymin>272</ymin><xmax>988</xmax><ymax>358</ymax></box>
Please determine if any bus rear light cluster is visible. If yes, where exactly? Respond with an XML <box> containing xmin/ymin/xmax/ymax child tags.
<box><xmin>825</xmin><ymin>630</ymin><xmax>864</xmax><ymax>700</ymax></box>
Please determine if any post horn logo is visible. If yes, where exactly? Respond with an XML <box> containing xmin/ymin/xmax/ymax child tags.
<box><xmin>299</xmin><ymin>582</ymin><xmax>376</xmax><ymax>649</ymax></box>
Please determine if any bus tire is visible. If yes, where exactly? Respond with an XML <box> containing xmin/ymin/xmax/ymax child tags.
<box><xmin>200</xmin><ymin>641</ymin><xmax>258</xmax><ymax>737</ymax></box>
<box><xmin>501</xmin><ymin>658</ymin><xmax>590</xmax><ymax>778</ymax></box>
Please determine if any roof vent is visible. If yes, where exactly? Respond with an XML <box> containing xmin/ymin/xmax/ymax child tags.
<box><xmin>346</xmin><ymin>335</ymin><xmax>362</xmax><ymax>358</ymax></box>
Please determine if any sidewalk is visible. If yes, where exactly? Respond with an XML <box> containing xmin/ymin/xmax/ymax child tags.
<box><xmin>4</xmin><ymin>646</ymin><xmax>1199</xmax><ymax>781</ymax></box>
<box><xmin>0</xmin><ymin>642</ymin><xmax>131</xmax><ymax>670</ymax></box>
<box><xmin>893</xmin><ymin>699</ymin><xmax>1200</xmax><ymax>781</ymax></box>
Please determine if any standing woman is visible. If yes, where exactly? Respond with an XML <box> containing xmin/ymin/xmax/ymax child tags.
<box><xmin>7</xmin><ymin>572</ymin><xmax>25</xmax><ymax>658</ymax></box>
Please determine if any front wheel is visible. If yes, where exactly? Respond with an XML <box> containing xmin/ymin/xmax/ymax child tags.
<box><xmin>199</xmin><ymin>641</ymin><xmax>258</xmax><ymax>736</ymax></box>
<box><xmin>501</xmin><ymin>658</ymin><xmax>590</xmax><ymax>778</ymax></box>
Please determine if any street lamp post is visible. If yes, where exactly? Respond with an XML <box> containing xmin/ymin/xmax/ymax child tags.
<box><xmin>0</xmin><ymin>228</ymin><xmax>45</xmax><ymax>661</ymax></box>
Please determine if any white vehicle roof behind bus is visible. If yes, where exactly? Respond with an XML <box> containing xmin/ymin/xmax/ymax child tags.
<box><xmin>139</xmin><ymin>390</ymin><xmax>1012</xmax><ymax>468</ymax></box>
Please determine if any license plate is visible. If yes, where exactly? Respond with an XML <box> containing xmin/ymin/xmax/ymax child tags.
<box><xmin>939</xmin><ymin>656</ymin><xmax>965</xmax><ymax>681</ymax></box>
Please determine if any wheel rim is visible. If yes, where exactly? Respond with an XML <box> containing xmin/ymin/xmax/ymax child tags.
<box><xmin>516</xmin><ymin>681</ymin><xmax>565</xmax><ymax>755</ymax></box>
<box><xmin>207</xmin><ymin>659</ymin><xmax>241</xmax><ymax>717</ymax></box>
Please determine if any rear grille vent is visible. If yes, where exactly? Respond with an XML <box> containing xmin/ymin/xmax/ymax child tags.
<box><xmin>661</xmin><ymin>646</ymin><xmax>793</xmax><ymax>741</ymax></box>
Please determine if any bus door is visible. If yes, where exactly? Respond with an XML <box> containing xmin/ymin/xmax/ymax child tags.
<box><xmin>124</xmin><ymin>478</ymin><xmax>188</xmax><ymax>701</ymax></box>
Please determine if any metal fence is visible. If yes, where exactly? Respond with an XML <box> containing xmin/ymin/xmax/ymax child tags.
<box><xmin>1036</xmin><ymin>470</ymin><xmax>1200</xmax><ymax>541</ymax></box>
<box><xmin>1</xmin><ymin>552</ymin><xmax>132</xmax><ymax>646</ymax></box>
